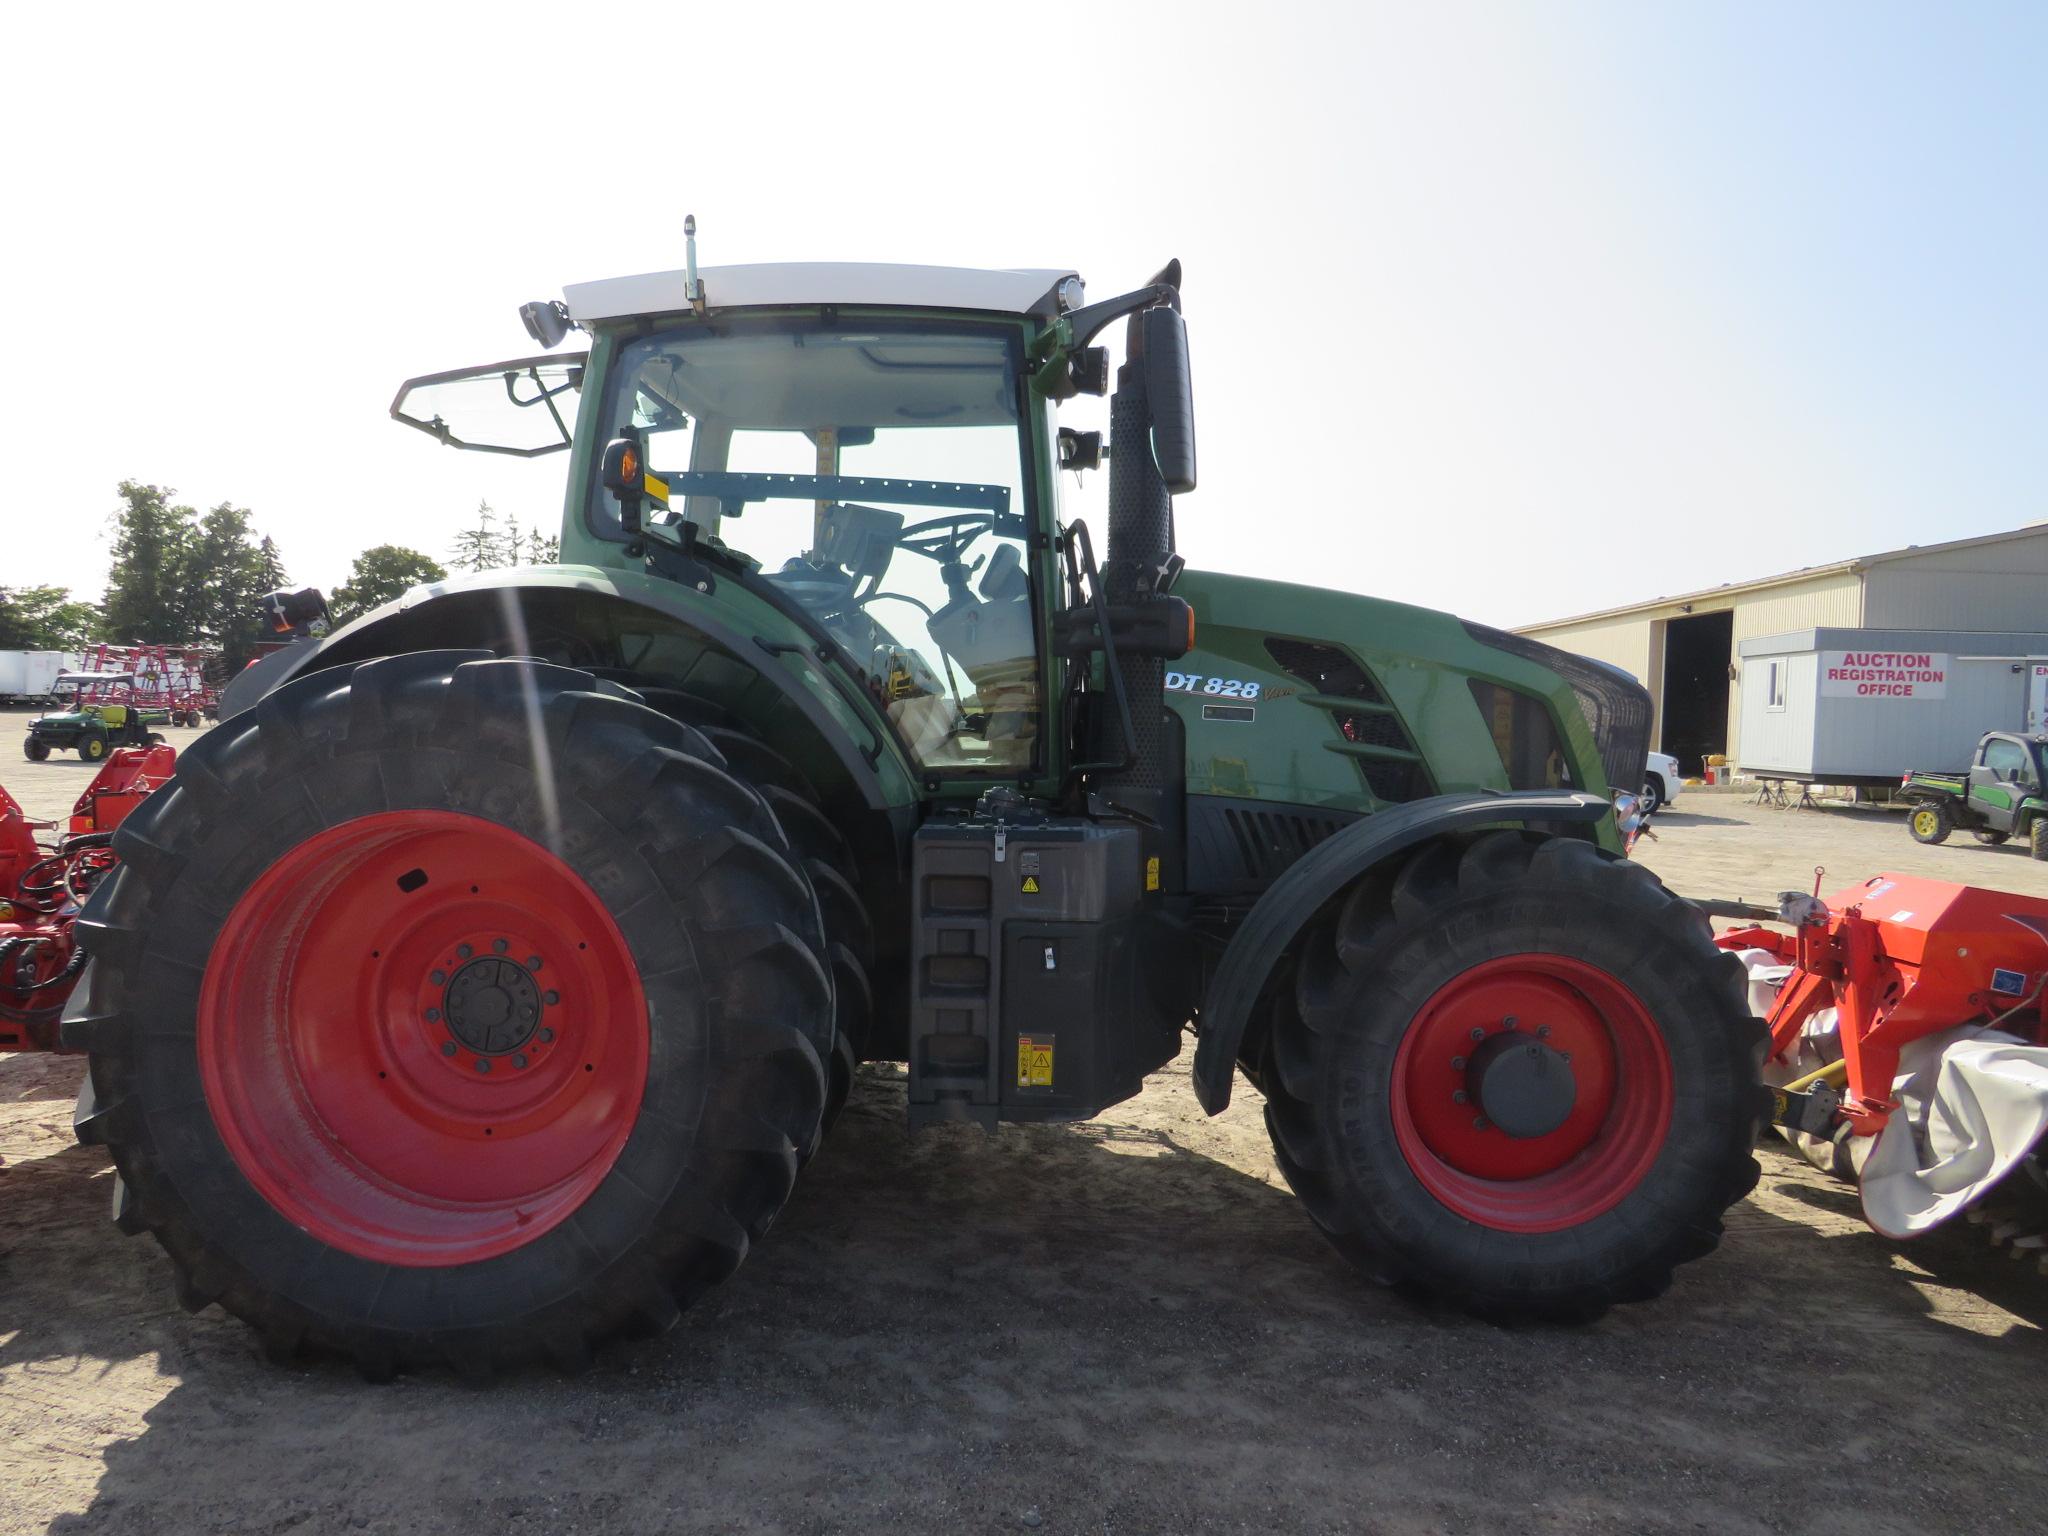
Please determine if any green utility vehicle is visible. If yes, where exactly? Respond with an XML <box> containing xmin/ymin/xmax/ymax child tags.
<box><xmin>1901</xmin><ymin>731</ymin><xmax>2048</xmax><ymax>857</ymax></box>
<box><xmin>70</xmin><ymin>244</ymin><xmax>1764</xmax><ymax>1375</ymax></box>
<box><xmin>23</xmin><ymin>674</ymin><xmax>168</xmax><ymax>762</ymax></box>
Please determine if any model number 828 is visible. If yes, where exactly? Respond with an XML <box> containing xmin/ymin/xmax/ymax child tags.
<box><xmin>1165</xmin><ymin>672</ymin><xmax>1262</xmax><ymax>700</ymax></box>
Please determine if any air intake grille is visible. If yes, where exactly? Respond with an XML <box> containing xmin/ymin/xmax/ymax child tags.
<box><xmin>1461</xmin><ymin>623</ymin><xmax>1652</xmax><ymax>796</ymax></box>
<box><xmin>1263</xmin><ymin>639</ymin><xmax>1430</xmax><ymax>804</ymax></box>
<box><xmin>1187</xmin><ymin>797</ymin><xmax>1360</xmax><ymax>893</ymax></box>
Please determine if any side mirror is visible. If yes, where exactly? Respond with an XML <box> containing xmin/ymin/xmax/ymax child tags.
<box><xmin>601</xmin><ymin>435</ymin><xmax>657</xmax><ymax>535</ymax></box>
<box><xmin>519</xmin><ymin>299</ymin><xmax>573</xmax><ymax>349</ymax></box>
<box><xmin>1140</xmin><ymin>307</ymin><xmax>1196</xmax><ymax>494</ymax></box>
<box><xmin>1058</xmin><ymin>427</ymin><xmax>1104</xmax><ymax>472</ymax></box>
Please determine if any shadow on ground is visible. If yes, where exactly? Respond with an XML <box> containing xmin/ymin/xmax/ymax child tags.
<box><xmin>6</xmin><ymin>1060</ymin><xmax>2048</xmax><ymax>1535</ymax></box>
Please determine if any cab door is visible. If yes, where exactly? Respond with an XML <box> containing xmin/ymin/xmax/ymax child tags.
<box><xmin>1970</xmin><ymin>736</ymin><xmax>2032</xmax><ymax>831</ymax></box>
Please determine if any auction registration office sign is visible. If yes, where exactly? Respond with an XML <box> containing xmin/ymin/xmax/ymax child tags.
<box><xmin>1819</xmin><ymin>650</ymin><xmax>1948</xmax><ymax>700</ymax></box>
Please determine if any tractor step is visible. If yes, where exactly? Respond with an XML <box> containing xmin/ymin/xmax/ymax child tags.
<box><xmin>906</xmin><ymin>806</ymin><xmax>1168</xmax><ymax>1131</ymax></box>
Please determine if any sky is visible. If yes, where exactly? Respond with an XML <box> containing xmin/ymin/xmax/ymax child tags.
<box><xmin>1</xmin><ymin>2</ymin><xmax>2042</xmax><ymax>630</ymax></box>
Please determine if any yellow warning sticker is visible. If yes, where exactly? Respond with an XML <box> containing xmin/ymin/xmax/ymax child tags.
<box><xmin>1017</xmin><ymin>1033</ymin><xmax>1054</xmax><ymax>1088</ymax></box>
<box><xmin>1021</xmin><ymin>874</ymin><xmax>1041</xmax><ymax>894</ymax></box>
<box><xmin>1145</xmin><ymin>856</ymin><xmax>1160</xmax><ymax>892</ymax></box>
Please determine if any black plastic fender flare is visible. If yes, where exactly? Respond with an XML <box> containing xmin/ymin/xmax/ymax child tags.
<box><xmin>1191</xmin><ymin>789</ymin><xmax>1614</xmax><ymax>1114</ymax></box>
<box><xmin>219</xmin><ymin>579</ymin><xmax>900</xmax><ymax>813</ymax></box>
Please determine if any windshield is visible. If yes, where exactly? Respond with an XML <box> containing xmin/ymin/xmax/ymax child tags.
<box><xmin>593</xmin><ymin>319</ymin><xmax>1040</xmax><ymax>773</ymax></box>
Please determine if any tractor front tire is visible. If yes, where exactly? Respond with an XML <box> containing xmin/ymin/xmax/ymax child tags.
<box><xmin>79</xmin><ymin>734</ymin><xmax>107</xmax><ymax>763</ymax></box>
<box><xmin>2032</xmin><ymin>818</ymin><xmax>2048</xmax><ymax>862</ymax></box>
<box><xmin>1974</xmin><ymin>828</ymin><xmax>2011</xmax><ymax>847</ymax></box>
<box><xmin>67</xmin><ymin>653</ymin><xmax>836</xmax><ymax>1375</ymax></box>
<box><xmin>23</xmin><ymin>737</ymin><xmax>49</xmax><ymax>762</ymax></box>
<box><xmin>1908</xmin><ymin>802</ymin><xmax>1953</xmax><ymax>845</ymax></box>
<box><xmin>1262</xmin><ymin>831</ymin><xmax>1767</xmax><ymax>1322</ymax></box>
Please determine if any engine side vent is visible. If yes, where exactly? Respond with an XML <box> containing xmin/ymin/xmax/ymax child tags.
<box><xmin>1263</xmin><ymin>639</ymin><xmax>1431</xmax><ymax>804</ymax></box>
<box><xmin>1460</xmin><ymin>623</ymin><xmax>1652</xmax><ymax>797</ymax></box>
<box><xmin>1187</xmin><ymin>796</ymin><xmax>1361</xmax><ymax>894</ymax></box>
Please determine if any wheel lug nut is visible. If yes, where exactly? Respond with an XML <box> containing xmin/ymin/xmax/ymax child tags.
<box><xmin>441</xmin><ymin>1041</ymin><xmax>457</xmax><ymax>1057</ymax></box>
<box><xmin>1536</xmin><ymin>1024</ymin><xmax>1551</xmax><ymax>1039</ymax></box>
<box><xmin>1470</xmin><ymin>1027</ymin><xmax>1485</xmax><ymax>1041</ymax></box>
<box><xmin>492</xmin><ymin>938</ymin><xmax>509</xmax><ymax>954</ymax></box>
<box><xmin>1450</xmin><ymin>1055</ymin><xmax>1466</xmax><ymax>1070</ymax></box>
<box><xmin>475</xmin><ymin>1059</ymin><xmax>491</xmax><ymax>1074</ymax></box>
<box><xmin>1503</xmin><ymin>1016</ymin><xmax>1517</xmax><ymax>1029</ymax></box>
<box><xmin>512</xmin><ymin>1053</ymin><xmax>529</xmax><ymax>1070</ymax></box>
<box><xmin>457</xmin><ymin>944</ymin><xmax>473</xmax><ymax>959</ymax></box>
<box><xmin>537</xmin><ymin>1027</ymin><xmax>555</xmax><ymax>1043</ymax></box>
<box><xmin>430</xmin><ymin>971</ymin><xmax>446</xmax><ymax>986</ymax></box>
<box><xmin>426</xmin><ymin>1007</ymin><xmax>442</xmax><ymax>1022</ymax></box>
<box><xmin>1452</xmin><ymin>1089</ymin><xmax>1469</xmax><ymax>1104</ymax></box>
<box><xmin>544</xmin><ymin>990</ymin><xmax>560</xmax><ymax>1007</ymax></box>
<box><xmin>527</xmin><ymin>955</ymin><xmax>543</xmax><ymax>972</ymax></box>
<box><xmin>1473</xmin><ymin>1115</ymin><xmax>1490</xmax><ymax>1131</ymax></box>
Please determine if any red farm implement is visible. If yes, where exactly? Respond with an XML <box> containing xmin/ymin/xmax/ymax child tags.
<box><xmin>1717</xmin><ymin>872</ymin><xmax>2048</xmax><ymax>1251</ymax></box>
<box><xmin>76</xmin><ymin>643</ymin><xmax>221</xmax><ymax>725</ymax></box>
<box><xmin>1</xmin><ymin>745</ymin><xmax>175</xmax><ymax>1051</ymax></box>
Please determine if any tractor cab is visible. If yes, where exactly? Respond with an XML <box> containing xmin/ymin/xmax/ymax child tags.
<box><xmin>387</xmin><ymin>258</ymin><xmax>1197</xmax><ymax>801</ymax></box>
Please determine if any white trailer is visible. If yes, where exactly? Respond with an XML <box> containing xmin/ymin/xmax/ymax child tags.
<box><xmin>0</xmin><ymin>650</ymin><xmax>83</xmax><ymax>704</ymax></box>
<box><xmin>1738</xmin><ymin>627</ymin><xmax>2048</xmax><ymax>787</ymax></box>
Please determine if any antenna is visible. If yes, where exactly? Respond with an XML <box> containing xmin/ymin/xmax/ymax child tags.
<box><xmin>685</xmin><ymin>213</ymin><xmax>706</xmax><ymax>316</ymax></box>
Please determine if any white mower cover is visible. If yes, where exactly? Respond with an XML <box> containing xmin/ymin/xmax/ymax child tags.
<box><xmin>1861</xmin><ymin>1026</ymin><xmax>2048</xmax><ymax>1239</ymax></box>
<box><xmin>1734</xmin><ymin>951</ymin><xmax>2048</xmax><ymax>1238</ymax></box>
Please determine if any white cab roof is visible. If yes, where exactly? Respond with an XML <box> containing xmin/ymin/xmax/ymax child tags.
<box><xmin>562</xmin><ymin>263</ymin><xmax>1077</xmax><ymax>324</ymax></box>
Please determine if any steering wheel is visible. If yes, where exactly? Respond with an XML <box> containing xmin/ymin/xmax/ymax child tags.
<box><xmin>896</xmin><ymin>513</ymin><xmax>996</xmax><ymax>564</ymax></box>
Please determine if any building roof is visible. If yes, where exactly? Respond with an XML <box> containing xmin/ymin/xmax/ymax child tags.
<box><xmin>1520</xmin><ymin>521</ymin><xmax>2048</xmax><ymax>633</ymax></box>
<box><xmin>562</xmin><ymin>263</ymin><xmax>1079</xmax><ymax>324</ymax></box>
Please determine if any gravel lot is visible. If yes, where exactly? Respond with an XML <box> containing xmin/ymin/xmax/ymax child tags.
<box><xmin>4</xmin><ymin>726</ymin><xmax>2046</xmax><ymax>1535</ymax></box>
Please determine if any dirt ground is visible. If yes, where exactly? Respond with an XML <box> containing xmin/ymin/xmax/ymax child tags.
<box><xmin>5</xmin><ymin>730</ymin><xmax>2047</xmax><ymax>1535</ymax></box>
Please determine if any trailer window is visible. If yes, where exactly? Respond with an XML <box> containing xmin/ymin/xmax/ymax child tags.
<box><xmin>1468</xmin><ymin>680</ymin><xmax>1572</xmax><ymax>791</ymax></box>
<box><xmin>1766</xmin><ymin>661</ymin><xmax>1787</xmax><ymax>712</ymax></box>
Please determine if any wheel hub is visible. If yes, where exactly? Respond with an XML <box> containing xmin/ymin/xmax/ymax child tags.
<box><xmin>443</xmin><ymin>955</ymin><xmax>542</xmax><ymax>1055</ymax></box>
<box><xmin>1466</xmin><ymin>1029</ymin><xmax>1578</xmax><ymax>1139</ymax></box>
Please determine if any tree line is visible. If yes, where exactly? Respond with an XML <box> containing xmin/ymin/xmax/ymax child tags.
<box><xmin>0</xmin><ymin>485</ymin><xmax>559</xmax><ymax>665</ymax></box>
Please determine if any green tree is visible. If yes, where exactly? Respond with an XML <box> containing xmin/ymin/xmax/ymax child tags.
<box><xmin>0</xmin><ymin>585</ymin><xmax>100</xmax><ymax>649</ymax></box>
<box><xmin>101</xmin><ymin>482</ymin><xmax>199</xmax><ymax>643</ymax></box>
<box><xmin>448</xmin><ymin>499</ymin><xmax>505</xmax><ymax>573</ymax></box>
<box><xmin>331</xmin><ymin>545</ymin><xmax>448</xmax><ymax>622</ymax></box>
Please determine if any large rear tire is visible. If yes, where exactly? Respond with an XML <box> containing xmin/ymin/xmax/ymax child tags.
<box><xmin>1262</xmin><ymin>831</ymin><xmax>1767</xmax><ymax>1321</ymax></box>
<box><xmin>67</xmin><ymin>653</ymin><xmax>836</xmax><ymax>1375</ymax></box>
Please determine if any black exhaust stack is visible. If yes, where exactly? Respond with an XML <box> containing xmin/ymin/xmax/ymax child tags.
<box><xmin>1091</xmin><ymin>263</ymin><xmax>1195</xmax><ymax>841</ymax></box>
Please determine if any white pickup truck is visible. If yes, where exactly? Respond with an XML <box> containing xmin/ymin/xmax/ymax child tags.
<box><xmin>1641</xmin><ymin>750</ymin><xmax>1683</xmax><ymax>813</ymax></box>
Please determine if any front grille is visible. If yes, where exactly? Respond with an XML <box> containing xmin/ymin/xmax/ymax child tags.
<box><xmin>1263</xmin><ymin>639</ymin><xmax>1431</xmax><ymax>804</ymax></box>
<box><xmin>1461</xmin><ymin>622</ymin><xmax>1651</xmax><ymax>796</ymax></box>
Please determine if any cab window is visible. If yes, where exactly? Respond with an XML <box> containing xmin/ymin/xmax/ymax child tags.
<box><xmin>594</xmin><ymin>320</ymin><xmax>1040</xmax><ymax>774</ymax></box>
<box><xmin>1983</xmin><ymin>738</ymin><xmax>2033</xmax><ymax>781</ymax></box>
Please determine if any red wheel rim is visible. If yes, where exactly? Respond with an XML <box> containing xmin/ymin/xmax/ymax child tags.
<box><xmin>1390</xmin><ymin>954</ymin><xmax>1671</xmax><ymax>1233</ymax></box>
<box><xmin>199</xmin><ymin>811</ymin><xmax>649</xmax><ymax>1266</ymax></box>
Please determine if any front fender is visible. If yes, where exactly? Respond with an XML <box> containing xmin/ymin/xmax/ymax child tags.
<box><xmin>1191</xmin><ymin>789</ymin><xmax>1613</xmax><ymax>1114</ymax></box>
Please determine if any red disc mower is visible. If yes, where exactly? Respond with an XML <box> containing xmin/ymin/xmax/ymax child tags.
<box><xmin>1716</xmin><ymin>872</ymin><xmax>2048</xmax><ymax>1254</ymax></box>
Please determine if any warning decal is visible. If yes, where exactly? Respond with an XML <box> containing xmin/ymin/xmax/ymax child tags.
<box><xmin>1021</xmin><ymin>875</ymin><xmax>1041</xmax><ymax>894</ymax></box>
<box><xmin>1017</xmin><ymin>1034</ymin><xmax>1054</xmax><ymax>1088</ymax></box>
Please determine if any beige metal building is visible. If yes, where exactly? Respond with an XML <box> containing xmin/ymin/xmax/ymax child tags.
<box><xmin>1516</xmin><ymin>524</ymin><xmax>2048</xmax><ymax>774</ymax></box>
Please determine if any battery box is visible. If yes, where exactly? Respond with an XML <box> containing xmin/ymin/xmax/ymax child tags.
<box><xmin>908</xmin><ymin>809</ymin><xmax>1169</xmax><ymax>1130</ymax></box>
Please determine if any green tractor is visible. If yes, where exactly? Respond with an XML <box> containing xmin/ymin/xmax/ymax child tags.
<box><xmin>24</xmin><ymin>673</ymin><xmax>169</xmax><ymax>762</ymax></box>
<box><xmin>69</xmin><ymin>246</ymin><xmax>1765</xmax><ymax>1375</ymax></box>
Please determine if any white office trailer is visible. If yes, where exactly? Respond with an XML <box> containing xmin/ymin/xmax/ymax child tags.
<box><xmin>1737</xmin><ymin>628</ymin><xmax>2048</xmax><ymax>786</ymax></box>
<box><xmin>0</xmin><ymin>651</ymin><xmax>83</xmax><ymax>704</ymax></box>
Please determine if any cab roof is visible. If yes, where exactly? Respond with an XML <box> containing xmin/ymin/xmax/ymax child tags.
<box><xmin>562</xmin><ymin>263</ymin><xmax>1078</xmax><ymax>325</ymax></box>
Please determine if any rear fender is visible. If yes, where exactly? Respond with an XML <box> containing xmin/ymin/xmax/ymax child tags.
<box><xmin>1191</xmin><ymin>790</ymin><xmax>1613</xmax><ymax>1113</ymax></box>
<box><xmin>223</xmin><ymin>566</ymin><xmax>922</xmax><ymax>819</ymax></box>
